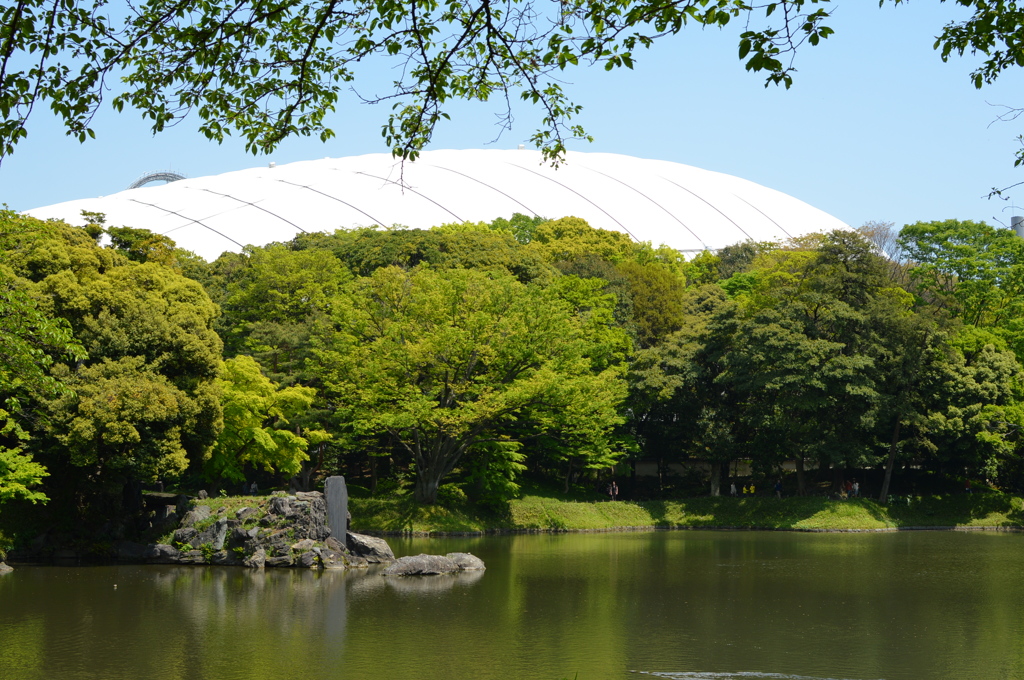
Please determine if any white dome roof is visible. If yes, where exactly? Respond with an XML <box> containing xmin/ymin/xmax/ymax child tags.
<box><xmin>26</xmin><ymin>149</ymin><xmax>847</xmax><ymax>261</ymax></box>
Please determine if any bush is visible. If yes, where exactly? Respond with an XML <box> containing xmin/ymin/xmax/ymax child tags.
<box><xmin>436</xmin><ymin>483</ymin><xmax>468</xmax><ymax>505</ymax></box>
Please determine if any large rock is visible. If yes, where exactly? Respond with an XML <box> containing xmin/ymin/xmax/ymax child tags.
<box><xmin>262</xmin><ymin>529</ymin><xmax>293</xmax><ymax>556</ymax></box>
<box><xmin>179</xmin><ymin>504</ymin><xmax>212</xmax><ymax>528</ymax></box>
<box><xmin>290</xmin><ymin>493</ymin><xmax>330</xmax><ymax>541</ymax></box>
<box><xmin>195</xmin><ymin>517</ymin><xmax>229</xmax><ymax>550</ymax></box>
<box><xmin>145</xmin><ymin>544</ymin><xmax>181</xmax><ymax>564</ymax></box>
<box><xmin>291</xmin><ymin>538</ymin><xmax>315</xmax><ymax>552</ymax></box>
<box><xmin>235</xmin><ymin>507</ymin><xmax>257</xmax><ymax>521</ymax></box>
<box><xmin>172</xmin><ymin>527</ymin><xmax>198</xmax><ymax>546</ymax></box>
<box><xmin>446</xmin><ymin>552</ymin><xmax>486</xmax><ymax>571</ymax></box>
<box><xmin>383</xmin><ymin>554</ymin><xmax>460</xmax><ymax>576</ymax></box>
<box><xmin>244</xmin><ymin>547</ymin><xmax>267</xmax><ymax>569</ymax></box>
<box><xmin>385</xmin><ymin>557</ymin><xmax>460</xmax><ymax>577</ymax></box>
<box><xmin>228</xmin><ymin>527</ymin><xmax>258</xmax><ymax>550</ymax></box>
<box><xmin>268</xmin><ymin>497</ymin><xmax>291</xmax><ymax>516</ymax></box>
<box><xmin>319</xmin><ymin>548</ymin><xmax>348</xmax><ymax>570</ymax></box>
<box><xmin>266</xmin><ymin>555</ymin><xmax>294</xmax><ymax>568</ymax></box>
<box><xmin>381</xmin><ymin>552</ymin><xmax>486</xmax><ymax>576</ymax></box>
<box><xmin>347</xmin><ymin>532</ymin><xmax>395</xmax><ymax>564</ymax></box>
<box><xmin>325</xmin><ymin>476</ymin><xmax>349</xmax><ymax>541</ymax></box>
<box><xmin>0</xmin><ymin>562</ymin><xmax>13</xmax><ymax>575</ymax></box>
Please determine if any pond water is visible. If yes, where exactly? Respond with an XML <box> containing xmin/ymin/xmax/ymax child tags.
<box><xmin>2</xmin><ymin>530</ymin><xmax>1023</xmax><ymax>680</ymax></box>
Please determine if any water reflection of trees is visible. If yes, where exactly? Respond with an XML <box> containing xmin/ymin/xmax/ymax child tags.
<box><xmin>5</xmin><ymin>534</ymin><xmax>1024</xmax><ymax>680</ymax></box>
<box><xmin>146</xmin><ymin>567</ymin><xmax>354</xmax><ymax>677</ymax></box>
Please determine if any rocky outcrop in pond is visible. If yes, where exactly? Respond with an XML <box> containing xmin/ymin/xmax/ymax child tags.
<box><xmin>112</xmin><ymin>491</ymin><xmax>396</xmax><ymax>571</ymax></box>
<box><xmin>0</xmin><ymin>561</ymin><xmax>13</xmax><ymax>575</ymax></box>
<box><xmin>6</xmin><ymin>489</ymin><xmax>485</xmax><ymax>578</ymax></box>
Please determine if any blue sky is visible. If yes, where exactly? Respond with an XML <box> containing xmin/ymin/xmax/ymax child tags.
<box><xmin>4</xmin><ymin>2</ymin><xmax>1024</xmax><ymax>236</ymax></box>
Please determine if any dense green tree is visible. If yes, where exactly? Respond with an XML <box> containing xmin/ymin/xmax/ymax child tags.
<box><xmin>898</xmin><ymin>220</ymin><xmax>1024</xmax><ymax>357</ymax></box>
<box><xmin>314</xmin><ymin>266</ymin><xmax>627</xmax><ymax>503</ymax></box>
<box><xmin>929</xmin><ymin>330</ymin><xmax>1024</xmax><ymax>480</ymax></box>
<box><xmin>44</xmin><ymin>356</ymin><xmax>206</xmax><ymax>488</ymax></box>
<box><xmin>205</xmin><ymin>355</ymin><xmax>329</xmax><ymax>485</ymax></box>
<box><xmin>871</xmin><ymin>314</ymin><xmax>947</xmax><ymax>502</ymax></box>
<box><xmin>628</xmin><ymin>284</ymin><xmax>738</xmax><ymax>494</ymax></box>
<box><xmin>536</xmin><ymin>217</ymin><xmax>690</xmax><ymax>348</ymax></box>
<box><xmin>0</xmin><ymin>269</ymin><xmax>85</xmax><ymax>503</ymax></box>
<box><xmin>0</xmin><ymin>216</ymin><xmax>222</xmax><ymax>508</ymax></box>
<box><xmin>553</xmin><ymin>254</ymin><xmax>637</xmax><ymax>336</ymax></box>
<box><xmin>631</xmin><ymin>231</ymin><xmax>981</xmax><ymax>497</ymax></box>
<box><xmin>616</xmin><ymin>261</ymin><xmax>687</xmax><ymax>348</ymax></box>
<box><xmin>105</xmin><ymin>225</ymin><xmax>180</xmax><ymax>268</ymax></box>
<box><xmin>871</xmin><ymin>323</ymin><xmax>1024</xmax><ymax>500</ymax></box>
<box><xmin>219</xmin><ymin>245</ymin><xmax>351</xmax><ymax>380</ymax></box>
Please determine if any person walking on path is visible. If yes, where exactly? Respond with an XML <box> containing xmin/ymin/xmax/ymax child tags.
<box><xmin>608</xmin><ymin>480</ymin><xmax>619</xmax><ymax>501</ymax></box>
<box><xmin>775</xmin><ymin>479</ymin><xmax>782</xmax><ymax>499</ymax></box>
<box><xmin>730</xmin><ymin>481</ymin><xmax>737</xmax><ymax>497</ymax></box>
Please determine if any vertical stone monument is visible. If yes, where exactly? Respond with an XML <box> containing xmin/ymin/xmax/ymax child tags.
<box><xmin>325</xmin><ymin>476</ymin><xmax>349</xmax><ymax>541</ymax></box>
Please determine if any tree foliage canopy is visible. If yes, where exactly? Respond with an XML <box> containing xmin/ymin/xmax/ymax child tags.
<box><xmin>0</xmin><ymin>267</ymin><xmax>85</xmax><ymax>503</ymax></box>
<box><xmin>314</xmin><ymin>265</ymin><xmax>627</xmax><ymax>503</ymax></box>
<box><xmin>7</xmin><ymin>211</ymin><xmax>1024</xmax><ymax>519</ymax></box>
<box><xmin>628</xmin><ymin>227</ymin><xmax>1024</xmax><ymax>499</ymax></box>
<box><xmin>2</xmin><ymin>0</ymin><xmax>1021</xmax><ymax>163</ymax></box>
<box><xmin>207</xmin><ymin>355</ymin><xmax>329</xmax><ymax>484</ymax></box>
<box><xmin>0</xmin><ymin>215</ymin><xmax>223</xmax><ymax>505</ymax></box>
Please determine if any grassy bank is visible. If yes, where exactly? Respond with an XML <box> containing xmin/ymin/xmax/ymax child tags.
<box><xmin>349</xmin><ymin>492</ymin><xmax>1024</xmax><ymax>534</ymax></box>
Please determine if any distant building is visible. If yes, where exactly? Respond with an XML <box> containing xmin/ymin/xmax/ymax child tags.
<box><xmin>26</xmin><ymin>149</ymin><xmax>848</xmax><ymax>261</ymax></box>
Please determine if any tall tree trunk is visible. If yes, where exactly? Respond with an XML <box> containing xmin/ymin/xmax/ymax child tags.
<box><xmin>414</xmin><ymin>469</ymin><xmax>445</xmax><ymax>504</ymax></box>
<box><xmin>879</xmin><ymin>420</ymin><xmax>902</xmax><ymax>502</ymax></box>
<box><xmin>709</xmin><ymin>461</ymin><xmax>721</xmax><ymax>497</ymax></box>
<box><xmin>564</xmin><ymin>457</ymin><xmax>574</xmax><ymax>494</ymax></box>
<box><xmin>795</xmin><ymin>456</ymin><xmax>806</xmax><ymax>496</ymax></box>
<box><xmin>370</xmin><ymin>454</ymin><xmax>378</xmax><ymax>494</ymax></box>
